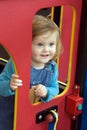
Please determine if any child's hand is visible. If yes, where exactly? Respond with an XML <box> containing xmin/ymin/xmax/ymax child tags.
<box><xmin>10</xmin><ymin>74</ymin><xmax>23</xmax><ymax>91</ymax></box>
<box><xmin>34</xmin><ymin>84</ymin><xmax>47</xmax><ymax>98</ymax></box>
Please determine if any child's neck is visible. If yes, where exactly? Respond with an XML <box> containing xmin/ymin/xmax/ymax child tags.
<box><xmin>31</xmin><ymin>62</ymin><xmax>45</xmax><ymax>69</ymax></box>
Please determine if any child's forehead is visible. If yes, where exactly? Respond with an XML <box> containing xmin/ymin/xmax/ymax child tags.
<box><xmin>36</xmin><ymin>30</ymin><xmax>59</xmax><ymax>38</ymax></box>
<box><xmin>33</xmin><ymin>31</ymin><xmax>58</xmax><ymax>43</ymax></box>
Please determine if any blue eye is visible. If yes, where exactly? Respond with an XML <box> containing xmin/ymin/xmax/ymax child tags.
<box><xmin>49</xmin><ymin>43</ymin><xmax>55</xmax><ymax>46</ymax></box>
<box><xmin>37</xmin><ymin>43</ymin><xmax>43</xmax><ymax>46</ymax></box>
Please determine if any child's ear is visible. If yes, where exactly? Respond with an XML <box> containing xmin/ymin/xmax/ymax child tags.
<box><xmin>58</xmin><ymin>38</ymin><xmax>64</xmax><ymax>56</ymax></box>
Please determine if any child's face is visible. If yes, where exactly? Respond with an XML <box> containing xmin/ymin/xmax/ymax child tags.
<box><xmin>31</xmin><ymin>31</ymin><xmax>58</xmax><ymax>68</ymax></box>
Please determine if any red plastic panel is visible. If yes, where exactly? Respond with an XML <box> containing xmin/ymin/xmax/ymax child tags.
<box><xmin>0</xmin><ymin>0</ymin><xmax>82</xmax><ymax>130</ymax></box>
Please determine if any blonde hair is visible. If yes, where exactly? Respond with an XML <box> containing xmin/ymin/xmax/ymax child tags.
<box><xmin>32</xmin><ymin>15</ymin><xmax>63</xmax><ymax>60</ymax></box>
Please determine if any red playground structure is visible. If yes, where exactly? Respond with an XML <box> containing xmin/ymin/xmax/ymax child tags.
<box><xmin>0</xmin><ymin>0</ymin><xmax>83</xmax><ymax>130</ymax></box>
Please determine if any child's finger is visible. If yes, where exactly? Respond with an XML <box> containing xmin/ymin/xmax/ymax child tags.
<box><xmin>11</xmin><ymin>81</ymin><xmax>23</xmax><ymax>86</ymax></box>
<box><xmin>12</xmin><ymin>74</ymin><xmax>19</xmax><ymax>79</ymax></box>
<box><xmin>12</xmin><ymin>79</ymin><xmax>22</xmax><ymax>84</ymax></box>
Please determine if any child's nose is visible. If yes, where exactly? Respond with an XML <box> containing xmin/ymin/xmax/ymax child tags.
<box><xmin>43</xmin><ymin>46</ymin><xmax>49</xmax><ymax>51</ymax></box>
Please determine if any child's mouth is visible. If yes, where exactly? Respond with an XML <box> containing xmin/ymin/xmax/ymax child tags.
<box><xmin>41</xmin><ymin>54</ymin><xmax>49</xmax><ymax>57</ymax></box>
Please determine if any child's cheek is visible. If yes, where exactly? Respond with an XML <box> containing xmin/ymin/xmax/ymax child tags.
<box><xmin>32</xmin><ymin>51</ymin><xmax>38</xmax><ymax>57</ymax></box>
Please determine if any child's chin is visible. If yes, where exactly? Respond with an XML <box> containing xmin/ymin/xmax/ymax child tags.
<box><xmin>42</xmin><ymin>60</ymin><xmax>50</xmax><ymax>64</ymax></box>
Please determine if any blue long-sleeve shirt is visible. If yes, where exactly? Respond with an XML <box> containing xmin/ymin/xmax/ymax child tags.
<box><xmin>0</xmin><ymin>59</ymin><xmax>59</xmax><ymax>102</ymax></box>
<box><xmin>31</xmin><ymin>61</ymin><xmax>59</xmax><ymax>102</ymax></box>
<box><xmin>0</xmin><ymin>59</ymin><xmax>15</xmax><ymax>96</ymax></box>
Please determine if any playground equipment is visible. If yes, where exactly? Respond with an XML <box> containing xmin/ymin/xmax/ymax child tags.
<box><xmin>0</xmin><ymin>0</ymin><xmax>82</xmax><ymax>130</ymax></box>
